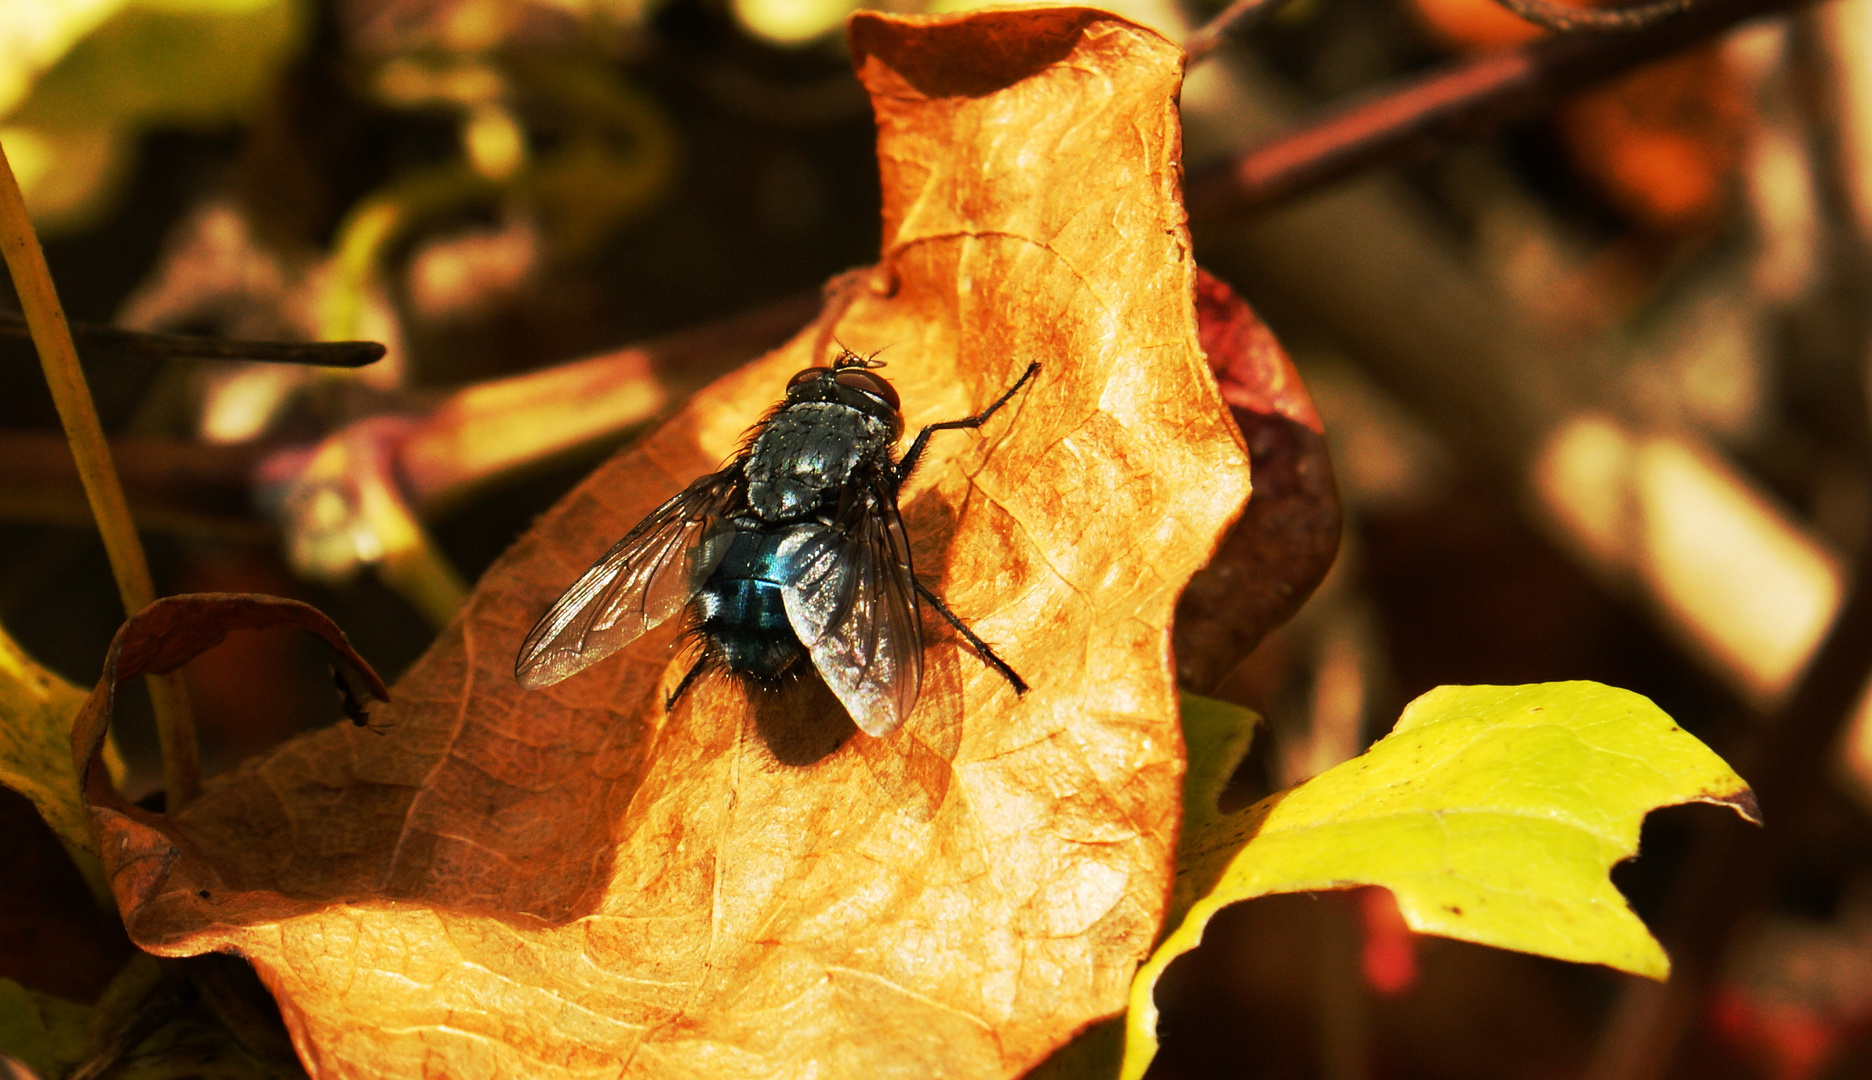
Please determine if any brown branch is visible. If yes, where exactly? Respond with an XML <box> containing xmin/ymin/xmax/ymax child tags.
<box><xmin>1490</xmin><ymin>0</ymin><xmax>1695</xmax><ymax>33</ymax></box>
<box><xmin>0</xmin><ymin>137</ymin><xmax>201</xmax><ymax>809</ymax></box>
<box><xmin>398</xmin><ymin>291</ymin><xmax>817</xmax><ymax>514</ymax></box>
<box><xmin>1184</xmin><ymin>0</ymin><xmax>1810</xmax><ymax>222</ymax></box>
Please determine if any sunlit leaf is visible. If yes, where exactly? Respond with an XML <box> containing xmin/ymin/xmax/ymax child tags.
<box><xmin>0</xmin><ymin>0</ymin><xmax>128</xmax><ymax>117</ymax></box>
<box><xmin>733</xmin><ymin>0</ymin><xmax>862</xmax><ymax>45</ymax></box>
<box><xmin>74</xmin><ymin>10</ymin><xmax>1252</xmax><ymax>1079</ymax></box>
<box><xmin>1119</xmin><ymin>680</ymin><xmax>1758</xmax><ymax>1079</ymax></box>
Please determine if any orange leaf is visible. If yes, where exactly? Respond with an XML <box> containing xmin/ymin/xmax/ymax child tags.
<box><xmin>73</xmin><ymin>9</ymin><xmax>1251</xmax><ymax>1078</ymax></box>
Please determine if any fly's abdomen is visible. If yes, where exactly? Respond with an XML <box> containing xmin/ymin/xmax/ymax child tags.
<box><xmin>693</xmin><ymin>529</ymin><xmax>808</xmax><ymax>680</ymax></box>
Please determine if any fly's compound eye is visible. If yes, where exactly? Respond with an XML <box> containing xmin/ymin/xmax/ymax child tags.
<box><xmin>834</xmin><ymin>369</ymin><xmax>900</xmax><ymax>411</ymax></box>
<box><xmin>786</xmin><ymin>367</ymin><xmax>831</xmax><ymax>391</ymax></box>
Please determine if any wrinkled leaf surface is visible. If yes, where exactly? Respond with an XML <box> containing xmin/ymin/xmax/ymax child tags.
<box><xmin>76</xmin><ymin>9</ymin><xmax>1252</xmax><ymax>1079</ymax></box>
<box><xmin>1120</xmin><ymin>681</ymin><xmax>1758</xmax><ymax>1079</ymax></box>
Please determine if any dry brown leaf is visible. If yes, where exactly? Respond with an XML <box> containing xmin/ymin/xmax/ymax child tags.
<box><xmin>74</xmin><ymin>9</ymin><xmax>1251</xmax><ymax>1078</ymax></box>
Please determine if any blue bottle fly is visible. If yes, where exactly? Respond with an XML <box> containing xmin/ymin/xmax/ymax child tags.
<box><xmin>514</xmin><ymin>351</ymin><xmax>1038</xmax><ymax>736</ymax></box>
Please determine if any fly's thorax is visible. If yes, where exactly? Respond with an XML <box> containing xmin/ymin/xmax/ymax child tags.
<box><xmin>745</xmin><ymin>402</ymin><xmax>895</xmax><ymax>521</ymax></box>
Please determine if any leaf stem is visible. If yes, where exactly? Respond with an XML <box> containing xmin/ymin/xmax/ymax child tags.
<box><xmin>0</xmin><ymin>136</ymin><xmax>200</xmax><ymax>809</ymax></box>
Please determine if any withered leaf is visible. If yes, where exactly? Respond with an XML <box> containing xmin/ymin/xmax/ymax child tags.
<box><xmin>75</xmin><ymin>9</ymin><xmax>1250</xmax><ymax>1078</ymax></box>
<box><xmin>1174</xmin><ymin>270</ymin><xmax>1340</xmax><ymax>692</ymax></box>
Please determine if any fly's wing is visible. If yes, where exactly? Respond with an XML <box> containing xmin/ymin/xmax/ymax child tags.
<box><xmin>514</xmin><ymin>469</ymin><xmax>739</xmax><ymax>689</ymax></box>
<box><xmin>779</xmin><ymin>476</ymin><xmax>923</xmax><ymax>736</ymax></box>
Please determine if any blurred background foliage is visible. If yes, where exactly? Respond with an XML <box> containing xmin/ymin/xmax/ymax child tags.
<box><xmin>1</xmin><ymin>0</ymin><xmax>306</xmax><ymax>234</ymax></box>
<box><xmin>2</xmin><ymin>0</ymin><xmax>1872</xmax><ymax>1076</ymax></box>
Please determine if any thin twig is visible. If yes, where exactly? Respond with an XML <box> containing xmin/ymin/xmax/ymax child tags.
<box><xmin>1185</xmin><ymin>0</ymin><xmax>1289</xmax><ymax>63</ymax></box>
<box><xmin>0</xmin><ymin>137</ymin><xmax>201</xmax><ymax>809</ymax></box>
<box><xmin>0</xmin><ymin>311</ymin><xmax>385</xmax><ymax>367</ymax></box>
<box><xmin>1184</xmin><ymin>0</ymin><xmax>1810</xmax><ymax>221</ymax></box>
<box><xmin>1490</xmin><ymin>0</ymin><xmax>1696</xmax><ymax>32</ymax></box>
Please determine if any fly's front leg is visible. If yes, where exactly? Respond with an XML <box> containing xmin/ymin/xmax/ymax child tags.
<box><xmin>896</xmin><ymin>362</ymin><xmax>1040</xmax><ymax>484</ymax></box>
<box><xmin>915</xmin><ymin>579</ymin><xmax>1028</xmax><ymax>695</ymax></box>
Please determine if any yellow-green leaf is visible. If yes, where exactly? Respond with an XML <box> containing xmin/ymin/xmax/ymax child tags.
<box><xmin>1</xmin><ymin>626</ymin><xmax>94</xmax><ymax>851</ymax></box>
<box><xmin>1119</xmin><ymin>681</ymin><xmax>1758</xmax><ymax>1080</ymax></box>
<box><xmin>1024</xmin><ymin>695</ymin><xmax>1257</xmax><ymax>1080</ymax></box>
<box><xmin>0</xmin><ymin>619</ymin><xmax>123</xmax><ymax>900</ymax></box>
<box><xmin>0</xmin><ymin>977</ymin><xmax>93</xmax><ymax>1080</ymax></box>
<box><xmin>1169</xmin><ymin>693</ymin><xmax>1258</xmax><ymax>932</ymax></box>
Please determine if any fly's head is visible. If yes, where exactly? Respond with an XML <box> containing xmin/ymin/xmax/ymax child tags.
<box><xmin>785</xmin><ymin>352</ymin><xmax>903</xmax><ymax>439</ymax></box>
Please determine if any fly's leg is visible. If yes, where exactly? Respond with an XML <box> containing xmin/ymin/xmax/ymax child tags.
<box><xmin>915</xmin><ymin>579</ymin><xmax>1028</xmax><ymax>695</ymax></box>
<box><xmin>895</xmin><ymin>361</ymin><xmax>1039</xmax><ymax>692</ymax></box>
<box><xmin>330</xmin><ymin>664</ymin><xmax>370</xmax><ymax>726</ymax></box>
<box><xmin>896</xmin><ymin>362</ymin><xmax>1040</xmax><ymax>484</ymax></box>
<box><xmin>666</xmin><ymin>654</ymin><xmax>710</xmax><ymax>711</ymax></box>
<box><xmin>331</xmin><ymin>662</ymin><xmax>391</xmax><ymax>734</ymax></box>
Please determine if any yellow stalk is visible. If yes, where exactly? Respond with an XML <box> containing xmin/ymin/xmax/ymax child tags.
<box><xmin>0</xmin><ymin>137</ymin><xmax>199</xmax><ymax>809</ymax></box>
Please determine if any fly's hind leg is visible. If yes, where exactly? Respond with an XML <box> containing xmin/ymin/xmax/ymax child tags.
<box><xmin>915</xmin><ymin>579</ymin><xmax>1028</xmax><ymax>695</ymax></box>
<box><xmin>330</xmin><ymin>662</ymin><xmax>393</xmax><ymax>734</ymax></box>
<box><xmin>666</xmin><ymin>654</ymin><xmax>710</xmax><ymax>711</ymax></box>
<box><xmin>895</xmin><ymin>362</ymin><xmax>1040</xmax><ymax>483</ymax></box>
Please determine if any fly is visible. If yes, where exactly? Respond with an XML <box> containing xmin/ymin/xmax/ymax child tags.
<box><xmin>514</xmin><ymin>352</ymin><xmax>1040</xmax><ymax>737</ymax></box>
